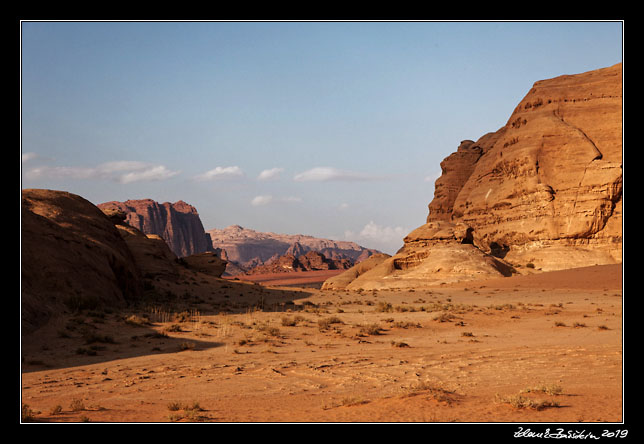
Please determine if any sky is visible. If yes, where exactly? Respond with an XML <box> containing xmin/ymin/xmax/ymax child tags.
<box><xmin>20</xmin><ymin>21</ymin><xmax>623</xmax><ymax>254</ymax></box>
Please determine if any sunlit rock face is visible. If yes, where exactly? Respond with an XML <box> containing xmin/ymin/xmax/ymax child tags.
<box><xmin>325</xmin><ymin>63</ymin><xmax>622</xmax><ymax>290</ymax></box>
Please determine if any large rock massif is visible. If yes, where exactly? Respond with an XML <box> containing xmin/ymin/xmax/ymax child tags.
<box><xmin>22</xmin><ymin>190</ymin><xmax>143</xmax><ymax>333</ymax></box>
<box><xmin>21</xmin><ymin>190</ymin><xmax>226</xmax><ymax>334</ymax></box>
<box><xmin>324</xmin><ymin>63</ymin><xmax>622</xmax><ymax>290</ymax></box>
<box><xmin>97</xmin><ymin>199</ymin><xmax>214</xmax><ymax>258</ymax></box>
<box><xmin>207</xmin><ymin>225</ymin><xmax>379</xmax><ymax>274</ymax></box>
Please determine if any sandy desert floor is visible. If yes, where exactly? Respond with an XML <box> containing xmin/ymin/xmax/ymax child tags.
<box><xmin>21</xmin><ymin>264</ymin><xmax>623</xmax><ymax>424</ymax></box>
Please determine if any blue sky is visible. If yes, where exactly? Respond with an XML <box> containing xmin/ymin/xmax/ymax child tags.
<box><xmin>20</xmin><ymin>21</ymin><xmax>623</xmax><ymax>254</ymax></box>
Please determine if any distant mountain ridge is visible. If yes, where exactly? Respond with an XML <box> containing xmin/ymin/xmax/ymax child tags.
<box><xmin>245</xmin><ymin>250</ymin><xmax>354</xmax><ymax>275</ymax></box>
<box><xmin>206</xmin><ymin>225</ymin><xmax>380</xmax><ymax>275</ymax></box>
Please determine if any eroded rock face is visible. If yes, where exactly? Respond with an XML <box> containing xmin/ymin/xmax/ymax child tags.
<box><xmin>325</xmin><ymin>63</ymin><xmax>622</xmax><ymax>289</ymax></box>
<box><xmin>443</xmin><ymin>63</ymin><xmax>622</xmax><ymax>270</ymax></box>
<box><xmin>179</xmin><ymin>252</ymin><xmax>227</xmax><ymax>277</ymax></box>
<box><xmin>21</xmin><ymin>189</ymin><xmax>143</xmax><ymax>333</ymax></box>
<box><xmin>98</xmin><ymin>199</ymin><xmax>214</xmax><ymax>258</ymax></box>
<box><xmin>321</xmin><ymin>253</ymin><xmax>392</xmax><ymax>290</ymax></box>
<box><xmin>325</xmin><ymin>222</ymin><xmax>514</xmax><ymax>290</ymax></box>
<box><xmin>110</xmin><ymin>222</ymin><xmax>181</xmax><ymax>279</ymax></box>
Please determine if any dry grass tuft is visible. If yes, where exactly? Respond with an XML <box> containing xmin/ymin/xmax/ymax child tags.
<box><xmin>495</xmin><ymin>393</ymin><xmax>560</xmax><ymax>410</ymax></box>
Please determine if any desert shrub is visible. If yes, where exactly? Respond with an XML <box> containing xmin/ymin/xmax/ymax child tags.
<box><xmin>318</xmin><ymin>316</ymin><xmax>343</xmax><ymax>330</ymax></box>
<box><xmin>359</xmin><ymin>323</ymin><xmax>383</xmax><ymax>336</ymax></box>
<box><xmin>495</xmin><ymin>394</ymin><xmax>559</xmax><ymax>411</ymax></box>
<box><xmin>125</xmin><ymin>314</ymin><xmax>151</xmax><ymax>326</ymax></box>
<box><xmin>64</xmin><ymin>293</ymin><xmax>100</xmax><ymax>312</ymax></box>
<box><xmin>179</xmin><ymin>342</ymin><xmax>195</xmax><ymax>351</ymax></box>
<box><xmin>406</xmin><ymin>381</ymin><xmax>455</xmax><ymax>404</ymax></box>
<box><xmin>69</xmin><ymin>399</ymin><xmax>85</xmax><ymax>412</ymax></box>
<box><xmin>433</xmin><ymin>312</ymin><xmax>455</xmax><ymax>323</ymax></box>
<box><xmin>82</xmin><ymin>332</ymin><xmax>115</xmax><ymax>345</ymax></box>
<box><xmin>22</xmin><ymin>404</ymin><xmax>36</xmax><ymax>422</ymax></box>
<box><xmin>375</xmin><ymin>302</ymin><xmax>393</xmax><ymax>312</ymax></box>
<box><xmin>167</xmin><ymin>401</ymin><xmax>182</xmax><ymax>411</ymax></box>
<box><xmin>281</xmin><ymin>316</ymin><xmax>297</xmax><ymax>327</ymax></box>
<box><xmin>520</xmin><ymin>384</ymin><xmax>563</xmax><ymax>396</ymax></box>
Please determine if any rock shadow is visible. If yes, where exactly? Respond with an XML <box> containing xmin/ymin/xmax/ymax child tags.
<box><xmin>21</xmin><ymin>277</ymin><xmax>317</xmax><ymax>372</ymax></box>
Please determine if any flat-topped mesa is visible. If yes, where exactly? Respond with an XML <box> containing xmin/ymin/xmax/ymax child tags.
<box><xmin>324</xmin><ymin>63</ymin><xmax>622</xmax><ymax>290</ymax></box>
<box><xmin>97</xmin><ymin>199</ymin><xmax>214</xmax><ymax>258</ymax></box>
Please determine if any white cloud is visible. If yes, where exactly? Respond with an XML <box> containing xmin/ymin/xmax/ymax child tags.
<box><xmin>22</xmin><ymin>152</ymin><xmax>38</xmax><ymax>163</ymax></box>
<box><xmin>24</xmin><ymin>165</ymin><xmax>96</xmax><ymax>180</ymax></box>
<box><xmin>344</xmin><ymin>220</ymin><xmax>409</xmax><ymax>254</ymax></box>
<box><xmin>338</xmin><ymin>203</ymin><xmax>350</xmax><ymax>210</ymax></box>
<box><xmin>23</xmin><ymin>160</ymin><xmax>180</xmax><ymax>184</ymax></box>
<box><xmin>293</xmin><ymin>167</ymin><xmax>382</xmax><ymax>182</ymax></box>
<box><xmin>257</xmin><ymin>167</ymin><xmax>284</xmax><ymax>181</ymax></box>
<box><xmin>97</xmin><ymin>160</ymin><xmax>150</xmax><ymax>174</ymax></box>
<box><xmin>251</xmin><ymin>195</ymin><xmax>302</xmax><ymax>206</ymax></box>
<box><xmin>358</xmin><ymin>221</ymin><xmax>408</xmax><ymax>241</ymax></box>
<box><xmin>194</xmin><ymin>166</ymin><xmax>244</xmax><ymax>181</ymax></box>
<box><xmin>118</xmin><ymin>165</ymin><xmax>180</xmax><ymax>184</ymax></box>
<box><xmin>251</xmin><ymin>195</ymin><xmax>273</xmax><ymax>206</ymax></box>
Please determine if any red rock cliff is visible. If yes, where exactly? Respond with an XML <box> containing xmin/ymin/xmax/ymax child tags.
<box><xmin>97</xmin><ymin>199</ymin><xmax>214</xmax><ymax>258</ymax></box>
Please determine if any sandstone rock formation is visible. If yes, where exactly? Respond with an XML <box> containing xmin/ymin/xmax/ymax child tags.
<box><xmin>206</xmin><ymin>225</ymin><xmax>379</xmax><ymax>274</ymax></box>
<box><xmin>324</xmin><ymin>63</ymin><xmax>622</xmax><ymax>290</ymax></box>
<box><xmin>97</xmin><ymin>199</ymin><xmax>214</xmax><ymax>258</ymax></box>
<box><xmin>101</xmin><ymin>206</ymin><xmax>226</xmax><ymax>278</ymax></box>
<box><xmin>245</xmin><ymin>250</ymin><xmax>353</xmax><ymax>275</ymax></box>
<box><xmin>320</xmin><ymin>253</ymin><xmax>392</xmax><ymax>290</ymax></box>
<box><xmin>439</xmin><ymin>63</ymin><xmax>622</xmax><ymax>269</ymax></box>
<box><xmin>22</xmin><ymin>189</ymin><xmax>143</xmax><ymax>333</ymax></box>
<box><xmin>22</xmin><ymin>190</ymin><xmax>228</xmax><ymax>334</ymax></box>
<box><xmin>106</xmin><ymin>216</ymin><xmax>181</xmax><ymax>279</ymax></box>
<box><xmin>179</xmin><ymin>253</ymin><xmax>228</xmax><ymax>277</ymax></box>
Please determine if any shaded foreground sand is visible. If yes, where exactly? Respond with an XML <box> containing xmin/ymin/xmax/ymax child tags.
<box><xmin>21</xmin><ymin>265</ymin><xmax>623</xmax><ymax>423</ymax></box>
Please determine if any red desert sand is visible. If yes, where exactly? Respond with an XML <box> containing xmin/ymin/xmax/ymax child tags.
<box><xmin>21</xmin><ymin>264</ymin><xmax>622</xmax><ymax>423</ymax></box>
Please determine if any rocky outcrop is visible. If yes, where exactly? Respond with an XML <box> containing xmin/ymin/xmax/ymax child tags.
<box><xmin>21</xmin><ymin>189</ymin><xmax>143</xmax><ymax>333</ymax></box>
<box><xmin>245</xmin><ymin>250</ymin><xmax>353</xmax><ymax>275</ymax></box>
<box><xmin>321</xmin><ymin>253</ymin><xmax>392</xmax><ymax>290</ymax></box>
<box><xmin>98</xmin><ymin>199</ymin><xmax>214</xmax><ymax>258</ymax></box>
<box><xmin>323</xmin><ymin>222</ymin><xmax>515</xmax><ymax>290</ymax></box>
<box><xmin>207</xmin><ymin>225</ymin><xmax>379</xmax><ymax>274</ymax></box>
<box><xmin>100</xmin><ymin>207</ymin><xmax>226</xmax><ymax>278</ymax></box>
<box><xmin>179</xmin><ymin>253</ymin><xmax>227</xmax><ymax>277</ymax></box>
<box><xmin>427</xmin><ymin>139</ymin><xmax>487</xmax><ymax>222</ymax></box>
<box><xmin>441</xmin><ymin>63</ymin><xmax>622</xmax><ymax>270</ymax></box>
<box><xmin>21</xmin><ymin>190</ymin><xmax>229</xmax><ymax>334</ymax></box>
<box><xmin>326</xmin><ymin>63</ymin><xmax>622</xmax><ymax>290</ymax></box>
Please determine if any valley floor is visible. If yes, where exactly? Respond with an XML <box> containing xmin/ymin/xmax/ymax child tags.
<box><xmin>21</xmin><ymin>265</ymin><xmax>623</xmax><ymax>424</ymax></box>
